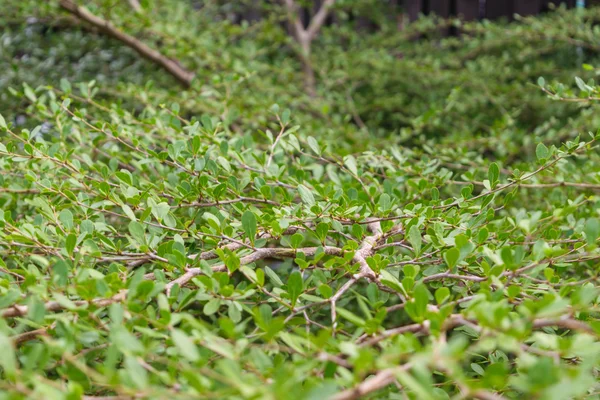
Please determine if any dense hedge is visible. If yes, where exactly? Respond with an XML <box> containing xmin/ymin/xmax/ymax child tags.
<box><xmin>0</xmin><ymin>2</ymin><xmax>600</xmax><ymax>399</ymax></box>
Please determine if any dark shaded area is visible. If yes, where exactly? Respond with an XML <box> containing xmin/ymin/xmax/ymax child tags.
<box><xmin>407</xmin><ymin>0</ymin><xmax>579</xmax><ymax>21</ymax></box>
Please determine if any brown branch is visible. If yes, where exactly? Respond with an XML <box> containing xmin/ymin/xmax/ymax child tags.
<box><xmin>0</xmin><ymin>188</ymin><xmax>40</xmax><ymax>194</ymax></box>
<box><xmin>360</xmin><ymin>314</ymin><xmax>597</xmax><ymax>349</ymax></box>
<box><xmin>305</xmin><ymin>0</ymin><xmax>335</xmax><ymax>41</ymax></box>
<box><xmin>451</xmin><ymin>179</ymin><xmax>600</xmax><ymax>190</ymax></box>
<box><xmin>353</xmin><ymin>220</ymin><xmax>384</xmax><ymax>280</ymax></box>
<box><xmin>359</xmin><ymin>322</ymin><xmax>425</xmax><ymax>347</ymax></box>
<box><xmin>329</xmin><ymin>221</ymin><xmax>403</xmax><ymax>330</ymax></box>
<box><xmin>128</xmin><ymin>0</ymin><xmax>142</xmax><ymax>13</ymax></box>
<box><xmin>174</xmin><ymin>197</ymin><xmax>280</xmax><ymax>208</ymax></box>
<box><xmin>282</xmin><ymin>0</ymin><xmax>336</xmax><ymax>96</ymax></box>
<box><xmin>533</xmin><ymin>317</ymin><xmax>597</xmax><ymax>335</ymax></box>
<box><xmin>165</xmin><ymin>246</ymin><xmax>344</xmax><ymax>294</ymax></box>
<box><xmin>331</xmin><ymin>363</ymin><xmax>413</xmax><ymax>400</ymax></box>
<box><xmin>58</xmin><ymin>0</ymin><xmax>194</xmax><ymax>87</ymax></box>
<box><xmin>283</xmin><ymin>0</ymin><xmax>307</xmax><ymax>44</ymax></box>
<box><xmin>1</xmin><ymin>290</ymin><xmax>127</xmax><ymax>318</ymax></box>
<box><xmin>423</xmin><ymin>272</ymin><xmax>487</xmax><ymax>283</ymax></box>
<box><xmin>11</xmin><ymin>327</ymin><xmax>51</xmax><ymax>345</ymax></box>
<box><xmin>332</xmin><ymin>314</ymin><xmax>594</xmax><ymax>400</ymax></box>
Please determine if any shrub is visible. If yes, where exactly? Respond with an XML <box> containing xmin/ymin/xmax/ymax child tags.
<box><xmin>0</xmin><ymin>1</ymin><xmax>600</xmax><ymax>399</ymax></box>
<box><xmin>0</xmin><ymin>81</ymin><xmax>599</xmax><ymax>398</ymax></box>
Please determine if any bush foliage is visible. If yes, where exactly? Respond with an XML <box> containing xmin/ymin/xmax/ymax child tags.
<box><xmin>0</xmin><ymin>1</ymin><xmax>600</xmax><ymax>399</ymax></box>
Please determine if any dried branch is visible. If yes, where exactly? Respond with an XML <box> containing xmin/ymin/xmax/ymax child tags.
<box><xmin>11</xmin><ymin>327</ymin><xmax>51</xmax><ymax>345</ymax></box>
<box><xmin>1</xmin><ymin>290</ymin><xmax>127</xmax><ymax>318</ymax></box>
<box><xmin>58</xmin><ymin>0</ymin><xmax>194</xmax><ymax>87</ymax></box>
<box><xmin>165</xmin><ymin>246</ymin><xmax>344</xmax><ymax>294</ymax></box>
<box><xmin>331</xmin><ymin>363</ymin><xmax>413</xmax><ymax>400</ymax></box>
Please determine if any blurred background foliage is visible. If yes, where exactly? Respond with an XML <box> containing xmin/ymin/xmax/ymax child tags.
<box><xmin>1</xmin><ymin>1</ymin><xmax>599</xmax><ymax>158</ymax></box>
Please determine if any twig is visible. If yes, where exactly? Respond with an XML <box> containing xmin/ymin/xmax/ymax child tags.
<box><xmin>331</xmin><ymin>363</ymin><xmax>413</xmax><ymax>400</ymax></box>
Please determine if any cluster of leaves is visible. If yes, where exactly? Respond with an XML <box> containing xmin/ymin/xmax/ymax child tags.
<box><xmin>2</xmin><ymin>3</ymin><xmax>600</xmax><ymax>151</ymax></box>
<box><xmin>1</xmin><ymin>81</ymin><xmax>599</xmax><ymax>399</ymax></box>
<box><xmin>0</xmin><ymin>1</ymin><xmax>600</xmax><ymax>399</ymax></box>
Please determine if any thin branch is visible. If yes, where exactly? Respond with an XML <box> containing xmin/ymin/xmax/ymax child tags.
<box><xmin>331</xmin><ymin>363</ymin><xmax>413</xmax><ymax>400</ymax></box>
<box><xmin>533</xmin><ymin>316</ymin><xmax>597</xmax><ymax>335</ymax></box>
<box><xmin>11</xmin><ymin>327</ymin><xmax>51</xmax><ymax>345</ymax></box>
<box><xmin>174</xmin><ymin>197</ymin><xmax>280</xmax><ymax>208</ymax></box>
<box><xmin>164</xmin><ymin>246</ymin><xmax>344</xmax><ymax>295</ymax></box>
<box><xmin>1</xmin><ymin>290</ymin><xmax>127</xmax><ymax>318</ymax></box>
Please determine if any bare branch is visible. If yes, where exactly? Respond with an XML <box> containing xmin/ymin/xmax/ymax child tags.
<box><xmin>58</xmin><ymin>0</ymin><xmax>194</xmax><ymax>87</ymax></box>
<box><xmin>533</xmin><ymin>316</ymin><xmax>597</xmax><ymax>335</ymax></box>
<box><xmin>128</xmin><ymin>0</ymin><xmax>142</xmax><ymax>13</ymax></box>
<box><xmin>1</xmin><ymin>290</ymin><xmax>127</xmax><ymax>318</ymax></box>
<box><xmin>11</xmin><ymin>327</ymin><xmax>51</xmax><ymax>345</ymax></box>
<box><xmin>331</xmin><ymin>363</ymin><xmax>413</xmax><ymax>400</ymax></box>
<box><xmin>165</xmin><ymin>246</ymin><xmax>344</xmax><ymax>295</ymax></box>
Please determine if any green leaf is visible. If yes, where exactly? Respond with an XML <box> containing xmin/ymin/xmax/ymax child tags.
<box><xmin>81</xmin><ymin>239</ymin><xmax>101</xmax><ymax>257</ymax></box>
<box><xmin>290</xmin><ymin>232</ymin><xmax>304</xmax><ymax>248</ymax></box>
<box><xmin>536</xmin><ymin>142</ymin><xmax>549</xmax><ymax>161</ymax></box>
<box><xmin>242</xmin><ymin>211</ymin><xmax>257</xmax><ymax>246</ymax></box>
<box><xmin>298</xmin><ymin>184</ymin><xmax>315</xmax><ymax>206</ymax></box>
<box><xmin>471</xmin><ymin>363</ymin><xmax>485</xmax><ymax>376</ymax></box>
<box><xmin>150</xmin><ymin>201</ymin><xmax>170</xmax><ymax>221</ymax></box>
<box><xmin>124</xmin><ymin>356</ymin><xmax>148</xmax><ymax>389</ymax></box>
<box><xmin>204</xmin><ymin>298</ymin><xmax>221</xmax><ymax>315</ymax></box>
<box><xmin>52</xmin><ymin>260</ymin><xmax>69</xmax><ymax>286</ymax></box>
<box><xmin>443</xmin><ymin>248</ymin><xmax>460</xmax><ymax>269</ymax></box>
<box><xmin>380</xmin><ymin>270</ymin><xmax>405</xmax><ymax>295</ymax></box>
<box><xmin>537</xmin><ymin>76</ymin><xmax>545</xmax><ymax>87</ymax></box>
<box><xmin>281</xmin><ymin>109</ymin><xmax>291</xmax><ymax>124</ymax></box>
<box><xmin>575</xmin><ymin>76</ymin><xmax>589</xmax><ymax>92</ymax></box>
<box><xmin>265</xmin><ymin>267</ymin><xmax>284</xmax><ymax>287</ymax></box>
<box><xmin>0</xmin><ymin>113</ymin><xmax>6</xmax><ymax>129</ymax></box>
<box><xmin>315</xmin><ymin>222</ymin><xmax>329</xmax><ymax>243</ymax></box>
<box><xmin>378</xmin><ymin>193</ymin><xmax>391</xmax><ymax>211</ymax></box>
<box><xmin>59</xmin><ymin>209</ymin><xmax>74</xmax><ymax>230</ymax></box>
<box><xmin>122</xmin><ymin>204</ymin><xmax>137</xmax><ymax>221</ymax></box>
<box><xmin>24</xmin><ymin>84</ymin><xmax>37</xmax><ymax>102</ymax></box>
<box><xmin>287</xmin><ymin>271</ymin><xmax>303</xmax><ymax>307</ymax></box>
<box><xmin>408</xmin><ymin>225</ymin><xmax>422</xmax><ymax>256</ymax></box>
<box><xmin>413</xmin><ymin>284</ymin><xmax>429</xmax><ymax>317</ymax></box>
<box><xmin>307</xmin><ymin>136</ymin><xmax>321</xmax><ymax>155</ymax></box>
<box><xmin>171</xmin><ymin>329</ymin><xmax>200</xmax><ymax>362</ymax></box>
<box><xmin>435</xmin><ymin>287</ymin><xmax>450</xmax><ymax>304</ymax></box>
<box><xmin>318</xmin><ymin>284</ymin><xmax>333</xmax><ymax>299</ymax></box>
<box><xmin>128</xmin><ymin>221</ymin><xmax>146</xmax><ymax>245</ymax></box>
<box><xmin>488</xmin><ymin>162</ymin><xmax>499</xmax><ymax>186</ymax></box>
<box><xmin>501</xmin><ymin>247</ymin><xmax>514</xmax><ymax>269</ymax></box>
<box><xmin>0</xmin><ymin>333</ymin><xmax>16</xmax><ymax>379</ymax></box>
<box><xmin>66</xmin><ymin>233</ymin><xmax>76</xmax><ymax>257</ymax></box>
<box><xmin>585</xmin><ymin>218</ymin><xmax>600</xmax><ymax>245</ymax></box>
<box><xmin>344</xmin><ymin>155</ymin><xmax>358</xmax><ymax>175</ymax></box>
<box><xmin>336</xmin><ymin>308</ymin><xmax>365</xmax><ymax>326</ymax></box>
